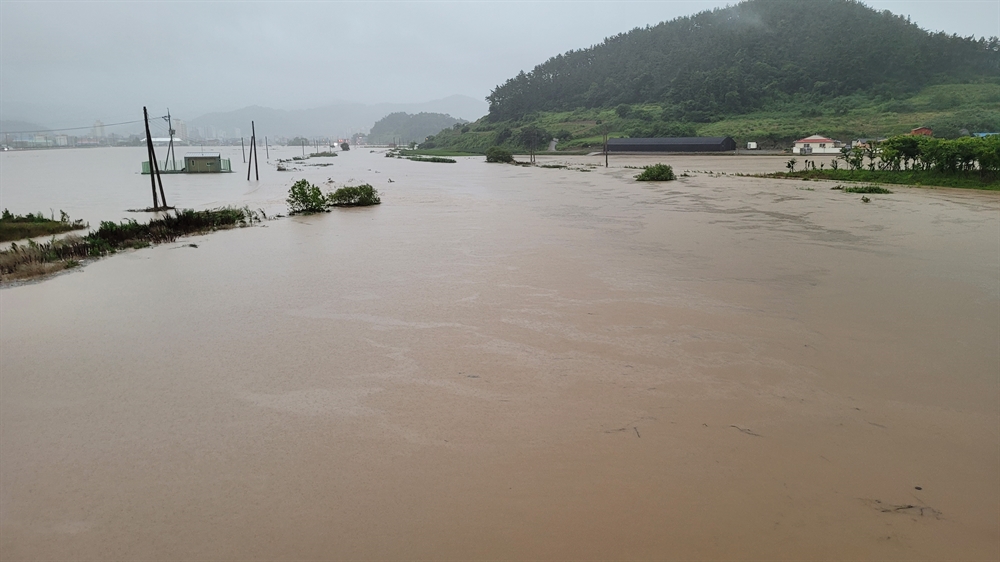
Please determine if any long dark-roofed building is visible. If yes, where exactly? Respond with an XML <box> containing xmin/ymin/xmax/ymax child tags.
<box><xmin>607</xmin><ymin>136</ymin><xmax>736</xmax><ymax>153</ymax></box>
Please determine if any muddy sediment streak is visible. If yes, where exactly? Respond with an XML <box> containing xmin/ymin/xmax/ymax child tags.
<box><xmin>1</xmin><ymin>152</ymin><xmax>997</xmax><ymax>560</ymax></box>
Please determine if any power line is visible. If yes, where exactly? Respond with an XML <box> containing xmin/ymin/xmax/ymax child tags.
<box><xmin>0</xmin><ymin>118</ymin><xmax>152</xmax><ymax>135</ymax></box>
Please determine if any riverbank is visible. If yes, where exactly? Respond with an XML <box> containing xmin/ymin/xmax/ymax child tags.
<box><xmin>0</xmin><ymin>207</ymin><xmax>260</xmax><ymax>282</ymax></box>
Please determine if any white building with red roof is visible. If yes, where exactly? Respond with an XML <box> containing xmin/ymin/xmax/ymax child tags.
<box><xmin>792</xmin><ymin>135</ymin><xmax>843</xmax><ymax>155</ymax></box>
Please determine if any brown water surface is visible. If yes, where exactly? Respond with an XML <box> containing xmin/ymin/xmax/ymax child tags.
<box><xmin>1</xmin><ymin>151</ymin><xmax>998</xmax><ymax>560</ymax></box>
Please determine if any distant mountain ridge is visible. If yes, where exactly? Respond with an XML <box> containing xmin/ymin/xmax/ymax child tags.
<box><xmin>189</xmin><ymin>95</ymin><xmax>487</xmax><ymax>138</ymax></box>
<box><xmin>485</xmin><ymin>0</ymin><xmax>999</xmax><ymax>121</ymax></box>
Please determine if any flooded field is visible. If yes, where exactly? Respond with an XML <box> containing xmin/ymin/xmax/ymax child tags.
<box><xmin>1</xmin><ymin>149</ymin><xmax>998</xmax><ymax>560</ymax></box>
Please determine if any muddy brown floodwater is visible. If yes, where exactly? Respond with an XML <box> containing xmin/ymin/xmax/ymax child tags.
<box><xmin>1</xmin><ymin>152</ymin><xmax>998</xmax><ymax>560</ymax></box>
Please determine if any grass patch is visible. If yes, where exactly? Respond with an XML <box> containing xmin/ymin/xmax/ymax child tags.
<box><xmin>0</xmin><ymin>207</ymin><xmax>261</xmax><ymax>282</ymax></box>
<box><xmin>635</xmin><ymin>163</ymin><xmax>676</xmax><ymax>181</ymax></box>
<box><xmin>0</xmin><ymin>209</ymin><xmax>88</xmax><ymax>243</ymax></box>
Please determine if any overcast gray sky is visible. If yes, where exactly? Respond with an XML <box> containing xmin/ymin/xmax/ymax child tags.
<box><xmin>2</xmin><ymin>0</ymin><xmax>997</xmax><ymax>127</ymax></box>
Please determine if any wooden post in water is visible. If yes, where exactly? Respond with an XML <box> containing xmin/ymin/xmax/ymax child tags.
<box><xmin>603</xmin><ymin>131</ymin><xmax>609</xmax><ymax>168</ymax></box>
<box><xmin>241</xmin><ymin>137</ymin><xmax>246</xmax><ymax>163</ymax></box>
<box><xmin>143</xmin><ymin>107</ymin><xmax>160</xmax><ymax>210</ymax></box>
<box><xmin>265</xmin><ymin>137</ymin><xmax>269</xmax><ymax>160</ymax></box>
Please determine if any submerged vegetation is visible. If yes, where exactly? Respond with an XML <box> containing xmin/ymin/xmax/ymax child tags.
<box><xmin>842</xmin><ymin>184</ymin><xmax>894</xmax><ymax>194</ymax></box>
<box><xmin>634</xmin><ymin>164</ymin><xmax>676</xmax><ymax>181</ymax></box>
<box><xmin>0</xmin><ymin>207</ymin><xmax>262</xmax><ymax>282</ymax></box>
<box><xmin>286</xmin><ymin>179</ymin><xmax>381</xmax><ymax>214</ymax></box>
<box><xmin>0</xmin><ymin>209</ymin><xmax>88</xmax><ymax>243</ymax></box>
<box><xmin>405</xmin><ymin>156</ymin><xmax>457</xmax><ymax>163</ymax></box>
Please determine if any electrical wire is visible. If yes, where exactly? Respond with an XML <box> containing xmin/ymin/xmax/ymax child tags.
<box><xmin>0</xmin><ymin>117</ymin><xmax>159</xmax><ymax>135</ymax></box>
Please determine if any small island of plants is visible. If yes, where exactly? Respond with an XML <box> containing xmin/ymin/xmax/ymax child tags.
<box><xmin>286</xmin><ymin>179</ymin><xmax>381</xmax><ymax>214</ymax></box>
<box><xmin>634</xmin><ymin>163</ymin><xmax>676</xmax><ymax>181</ymax></box>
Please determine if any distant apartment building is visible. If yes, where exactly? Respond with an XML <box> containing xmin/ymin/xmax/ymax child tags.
<box><xmin>174</xmin><ymin>119</ymin><xmax>188</xmax><ymax>141</ymax></box>
<box><xmin>92</xmin><ymin>120</ymin><xmax>105</xmax><ymax>138</ymax></box>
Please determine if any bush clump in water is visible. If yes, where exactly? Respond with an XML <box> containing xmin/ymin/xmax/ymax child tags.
<box><xmin>328</xmin><ymin>184</ymin><xmax>381</xmax><ymax>207</ymax></box>
<box><xmin>286</xmin><ymin>179</ymin><xmax>328</xmax><ymax>214</ymax></box>
<box><xmin>634</xmin><ymin>164</ymin><xmax>676</xmax><ymax>181</ymax></box>
<box><xmin>485</xmin><ymin>146</ymin><xmax>513</xmax><ymax>163</ymax></box>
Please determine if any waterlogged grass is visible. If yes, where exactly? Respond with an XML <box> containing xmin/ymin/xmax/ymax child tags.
<box><xmin>768</xmin><ymin>169</ymin><xmax>1000</xmax><ymax>190</ymax></box>
<box><xmin>0</xmin><ymin>207</ymin><xmax>262</xmax><ymax>282</ymax></box>
<box><xmin>0</xmin><ymin>209</ymin><xmax>88</xmax><ymax>242</ymax></box>
<box><xmin>398</xmin><ymin>149</ymin><xmax>479</xmax><ymax>157</ymax></box>
<box><xmin>406</xmin><ymin>156</ymin><xmax>457</xmax><ymax>163</ymax></box>
<box><xmin>842</xmin><ymin>184</ymin><xmax>893</xmax><ymax>194</ymax></box>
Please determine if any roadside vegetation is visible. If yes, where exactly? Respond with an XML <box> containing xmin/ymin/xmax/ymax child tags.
<box><xmin>0</xmin><ymin>209</ymin><xmax>88</xmax><ymax>243</ymax></box>
<box><xmin>770</xmin><ymin>134</ymin><xmax>1000</xmax><ymax>190</ymax></box>
<box><xmin>0</xmin><ymin>207</ymin><xmax>262</xmax><ymax>282</ymax></box>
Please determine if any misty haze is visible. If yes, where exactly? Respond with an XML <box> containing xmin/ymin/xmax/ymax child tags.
<box><xmin>1</xmin><ymin>1</ymin><xmax>998</xmax><ymax>560</ymax></box>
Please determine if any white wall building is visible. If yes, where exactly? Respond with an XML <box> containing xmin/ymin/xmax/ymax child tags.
<box><xmin>792</xmin><ymin>135</ymin><xmax>842</xmax><ymax>155</ymax></box>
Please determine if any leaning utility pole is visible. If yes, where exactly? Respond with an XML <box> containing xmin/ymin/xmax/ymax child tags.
<box><xmin>143</xmin><ymin>106</ymin><xmax>167</xmax><ymax>209</ymax></box>
<box><xmin>247</xmin><ymin>121</ymin><xmax>259</xmax><ymax>181</ymax></box>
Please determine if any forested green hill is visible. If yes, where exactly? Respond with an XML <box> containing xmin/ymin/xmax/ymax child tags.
<box><xmin>487</xmin><ymin>0</ymin><xmax>997</xmax><ymax>121</ymax></box>
<box><xmin>424</xmin><ymin>0</ymin><xmax>999</xmax><ymax>152</ymax></box>
<box><xmin>367</xmin><ymin>112</ymin><xmax>465</xmax><ymax>145</ymax></box>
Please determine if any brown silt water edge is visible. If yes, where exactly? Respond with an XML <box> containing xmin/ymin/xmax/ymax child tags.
<box><xmin>1</xmin><ymin>150</ymin><xmax>998</xmax><ymax>560</ymax></box>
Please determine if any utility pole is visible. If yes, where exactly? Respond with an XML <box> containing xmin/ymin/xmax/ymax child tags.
<box><xmin>247</xmin><ymin>121</ymin><xmax>259</xmax><ymax>181</ymax></box>
<box><xmin>252</xmin><ymin>122</ymin><xmax>259</xmax><ymax>180</ymax></box>
<box><xmin>143</xmin><ymin>106</ymin><xmax>167</xmax><ymax>209</ymax></box>
<box><xmin>163</xmin><ymin>109</ymin><xmax>177</xmax><ymax>171</ymax></box>
<box><xmin>603</xmin><ymin>131</ymin><xmax>609</xmax><ymax>168</ymax></box>
<box><xmin>144</xmin><ymin>107</ymin><xmax>159</xmax><ymax>209</ymax></box>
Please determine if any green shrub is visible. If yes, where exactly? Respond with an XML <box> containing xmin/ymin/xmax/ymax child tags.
<box><xmin>286</xmin><ymin>179</ymin><xmax>328</xmax><ymax>214</ymax></box>
<box><xmin>327</xmin><ymin>184</ymin><xmax>381</xmax><ymax>207</ymax></box>
<box><xmin>485</xmin><ymin>146</ymin><xmax>514</xmax><ymax>163</ymax></box>
<box><xmin>634</xmin><ymin>163</ymin><xmax>676</xmax><ymax>181</ymax></box>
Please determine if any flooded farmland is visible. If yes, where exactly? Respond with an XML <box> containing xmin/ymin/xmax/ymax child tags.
<box><xmin>1</xmin><ymin>148</ymin><xmax>998</xmax><ymax>560</ymax></box>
